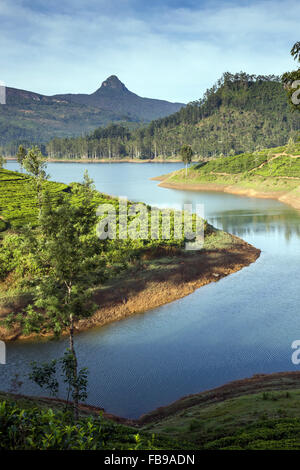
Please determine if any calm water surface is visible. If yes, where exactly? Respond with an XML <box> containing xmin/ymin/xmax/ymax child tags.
<box><xmin>1</xmin><ymin>161</ymin><xmax>300</xmax><ymax>418</ymax></box>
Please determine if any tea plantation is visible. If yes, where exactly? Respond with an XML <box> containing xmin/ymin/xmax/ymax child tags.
<box><xmin>0</xmin><ymin>169</ymin><xmax>67</xmax><ymax>230</ymax></box>
<box><xmin>169</xmin><ymin>142</ymin><xmax>300</xmax><ymax>184</ymax></box>
<box><xmin>2</xmin><ymin>386</ymin><xmax>300</xmax><ymax>450</ymax></box>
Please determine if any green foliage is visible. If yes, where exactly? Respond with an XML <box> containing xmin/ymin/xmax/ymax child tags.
<box><xmin>282</xmin><ymin>41</ymin><xmax>300</xmax><ymax>112</ymax></box>
<box><xmin>0</xmin><ymin>230</ymin><xmax>42</xmax><ymax>281</ymax></box>
<box><xmin>168</xmin><ymin>141</ymin><xmax>300</xmax><ymax>187</ymax></box>
<box><xmin>291</xmin><ymin>41</ymin><xmax>300</xmax><ymax>63</ymax></box>
<box><xmin>0</xmin><ymin>155</ymin><xmax>6</xmax><ymax>169</ymax></box>
<box><xmin>60</xmin><ymin>350</ymin><xmax>88</xmax><ymax>404</ymax></box>
<box><xmin>29</xmin><ymin>350</ymin><xmax>88</xmax><ymax>403</ymax></box>
<box><xmin>193</xmin><ymin>151</ymin><xmax>269</xmax><ymax>174</ymax></box>
<box><xmin>144</xmin><ymin>386</ymin><xmax>300</xmax><ymax>450</ymax></box>
<box><xmin>2</xmin><ymin>388</ymin><xmax>300</xmax><ymax>450</ymax></box>
<box><xmin>0</xmin><ymin>400</ymin><xmax>175</xmax><ymax>450</ymax></box>
<box><xmin>0</xmin><ymin>95</ymin><xmax>126</xmax><ymax>150</ymax></box>
<box><xmin>180</xmin><ymin>144</ymin><xmax>193</xmax><ymax>164</ymax></box>
<box><xmin>22</xmin><ymin>146</ymin><xmax>49</xmax><ymax>212</ymax></box>
<box><xmin>0</xmin><ymin>219</ymin><xmax>7</xmax><ymax>232</ymax></box>
<box><xmin>256</xmin><ymin>155</ymin><xmax>300</xmax><ymax>177</ymax></box>
<box><xmin>29</xmin><ymin>360</ymin><xmax>59</xmax><ymax>397</ymax></box>
<box><xmin>45</xmin><ymin>72</ymin><xmax>300</xmax><ymax>160</ymax></box>
<box><xmin>204</xmin><ymin>418</ymin><xmax>300</xmax><ymax>450</ymax></box>
<box><xmin>0</xmin><ymin>167</ymin><xmax>208</xmax><ymax>315</ymax></box>
<box><xmin>16</xmin><ymin>144</ymin><xmax>26</xmax><ymax>167</ymax></box>
<box><xmin>0</xmin><ymin>168</ymin><xmax>67</xmax><ymax>228</ymax></box>
<box><xmin>22</xmin><ymin>146</ymin><xmax>48</xmax><ymax>180</ymax></box>
<box><xmin>180</xmin><ymin>144</ymin><xmax>194</xmax><ymax>176</ymax></box>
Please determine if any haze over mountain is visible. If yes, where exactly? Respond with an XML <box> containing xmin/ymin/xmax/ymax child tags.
<box><xmin>0</xmin><ymin>76</ymin><xmax>185</xmax><ymax>149</ymax></box>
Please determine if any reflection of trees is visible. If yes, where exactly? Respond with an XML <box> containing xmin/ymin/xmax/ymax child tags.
<box><xmin>162</xmin><ymin>193</ymin><xmax>300</xmax><ymax>244</ymax></box>
<box><xmin>208</xmin><ymin>210</ymin><xmax>300</xmax><ymax>242</ymax></box>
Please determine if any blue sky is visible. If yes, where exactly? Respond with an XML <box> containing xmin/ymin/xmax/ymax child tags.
<box><xmin>0</xmin><ymin>0</ymin><xmax>299</xmax><ymax>102</ymax></box>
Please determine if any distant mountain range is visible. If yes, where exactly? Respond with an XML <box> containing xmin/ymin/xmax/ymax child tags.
<box><xmin>53</xmin><ymin>75</ymin><xmax>184</xmax><ymax>121</ymax></box>
<box><xmin>0</xmin><ymin>76</ymin><xmax>184</xmax><ymax>148</ymax></box>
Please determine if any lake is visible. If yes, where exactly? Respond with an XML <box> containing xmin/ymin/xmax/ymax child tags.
<box><xmin>1</xmin><ymin>160</ymin><xmax>300</xmax><ymax>419</ymax></box>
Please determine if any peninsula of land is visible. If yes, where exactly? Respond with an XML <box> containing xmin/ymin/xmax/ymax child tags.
<box><xmin>153</xmin><ymin>144</ymin><xmax>300</xmax><ymax>211</ymax></box>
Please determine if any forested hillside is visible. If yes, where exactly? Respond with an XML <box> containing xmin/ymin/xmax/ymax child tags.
<box><xmin>0</xmin><ymin>76</ymin><xmax>184</xmax><ymax>153</ymax></box>
<box><xmin>43</xmin><ymin>73</ymin><xmax>300</xmax><ymax>160</ymax></box>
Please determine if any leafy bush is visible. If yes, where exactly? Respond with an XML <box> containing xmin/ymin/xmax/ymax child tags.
<box><xmin>0</xmin><ymin>400</ymin><xmax>185</xmax><ymax>450</ymax></box>
<box><xmin>204</xmin><ymin>418</ymin><xmax>300</xmax><ymax>450</ymax></box>
<box><xmin>0</xmin><ymin>169</ymin><xmax>208</xmax><ymax>291</ymax></box>
<box><xmin>0</xmin><ymin>169</ymin><xmax>67</xmax><ymax>228</ymax></box>
<box><xmin>255</xmin><ymin>156</ymin><xmax>300</xmax><ymax>177</ymax></box>
<box><xmin>0</xmin><ymin>219</ymin><xmax>6</xmax><ymax>232</ymax></box>
<box><xmin>194</xmin><ymin>152</ymin><xmax>268</xmax><ymax>174</ymax></box>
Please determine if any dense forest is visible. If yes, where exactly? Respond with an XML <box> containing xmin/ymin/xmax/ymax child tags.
<box><xmin>23</xmin><ymin>72</ymin><xmax>300</xmax><ymax>160</ymax></box>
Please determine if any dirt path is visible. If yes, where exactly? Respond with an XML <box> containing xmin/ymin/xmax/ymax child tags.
<box><xmin>248</xmin><ymin>152</ymin><xmax>300</xmax><ymax>178</ymax></box>
<box><xmin>211</xmin><ymin>153</ymin><xmax>300</xmax><ymax>178</ymax></box>
<box><xmin>248</xmin><ymin>152</ymin><xmax>284</xmax><ymax>172</ymax></box>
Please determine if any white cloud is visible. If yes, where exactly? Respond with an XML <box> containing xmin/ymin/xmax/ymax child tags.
<box><xmin>0</xmin><ymin>0</ymin><xmax>298</xmax><ymax>102</ymax></box>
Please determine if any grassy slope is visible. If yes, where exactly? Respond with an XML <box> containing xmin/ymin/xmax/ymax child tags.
<box><xmin>0</xmin><ymin>101</ymin><xmax>121</xmax><ymax>146</ymax></box>
<box><xmin>0</xmin><ymin>169</ymin><xmax>68</xmax><ymax>231</ymax></box>
<box><xmin>2</xmin><ymin>372</ymin><xmax>300</xmax><ymax>449</ymax></box>
<box><xmin>141</xmin><ymin>372</ymin><xmax>300</xmax><ymax>450</ymax></box>
<box><xmin>0</xmin><ymin>392</ymin><xmax>191</xmax><ymax>450</ymax></box>
<box><xmin>143</xmin><ymin>391</ymin><xmax>300</xmax><ymax>450</ymax></box>
<box><xmin>159</xmin><ymin>142</ymin><xmax>300</xmax><ymax>197</ymax></box>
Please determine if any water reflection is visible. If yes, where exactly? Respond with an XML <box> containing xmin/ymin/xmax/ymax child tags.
<box><xmin>209</xmin><ymin>209</ymin><xmax>300</xmax><ymax>241</ymax></box>
<box><xmin>2</xmin><ymin>161</ymin><xmax>300</xmax><ymax>418</ymax></box>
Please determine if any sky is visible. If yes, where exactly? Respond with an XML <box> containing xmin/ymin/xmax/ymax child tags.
<box><xmin>0</xmin><ymin>0</ymin><xmax>299</xmax><ymax>103</ymax></box>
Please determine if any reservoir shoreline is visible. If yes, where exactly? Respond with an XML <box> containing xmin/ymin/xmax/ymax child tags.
<box><xmin>155</xmin><ymin>178</ymin><xmax>300</xmax><ymax>211</ymax></box>
<box><xmin>5</xmin><ymin>157</ymin><xmax>185</xmax><ymax>164</ymax></box>
<box><xmin>0</xmin><ymin>233</ymin><xmax>260</xmax><ymax>342</ymax></box>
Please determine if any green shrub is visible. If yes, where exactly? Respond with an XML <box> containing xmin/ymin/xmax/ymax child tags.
<box><xmin>0</xmin><ymin>219</ymin><xmax>6</xmax><ymax>232</ymax></box>
<box><xmin>204</xmin><ymin>418</ymin><xmax>300</xmax><ymax>450</ymax></box>
<box><xmin>0</xmin><ymin>400</ymin><xmax>172</xmax><ymax>450</ymax></box>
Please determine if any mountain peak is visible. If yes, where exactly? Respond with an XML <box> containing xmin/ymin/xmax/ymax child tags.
<box><xmin>98</xmin><ymin>75</ymin><xmax>128</xmax><ymax>92</ymax></box>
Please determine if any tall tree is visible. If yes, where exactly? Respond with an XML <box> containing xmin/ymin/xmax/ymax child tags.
<box><xmin>180</xmin><ymin>144</ymin><xmax>194</xmax><ymax>177</ymax></box>
<box><xmin>22</xmin><ymin>146</ymin><xmax>49</xmax><ymax>213</ymax></box>
<box><xmin>16</xmin><ymin>145</ymin><xmax>27</xmax><ymax>172</ymax></box>
<box><xmin>7</xmin><ymin>174</ymin><xmax>101</xmax><ymax>419</ymax></box>
<box><xmin>0</xmin><ymin>155</ymin><xmax>6</xmax><ymax>169</ymax></box>
<box><xmin>282</xmin><ymin>41</ymin><xmax>300</xmax><ymax>112</ymax></box>
<box><xmin>291</xmin><ymin>41</ymin><xmax>300</xmax><ymax>63</ymax></box>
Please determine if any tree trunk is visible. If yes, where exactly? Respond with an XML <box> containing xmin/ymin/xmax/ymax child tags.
<box><xmin>69</xmin><ymin>313</ymin><xmax>79</xmax><ymax>420</ymax></box>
